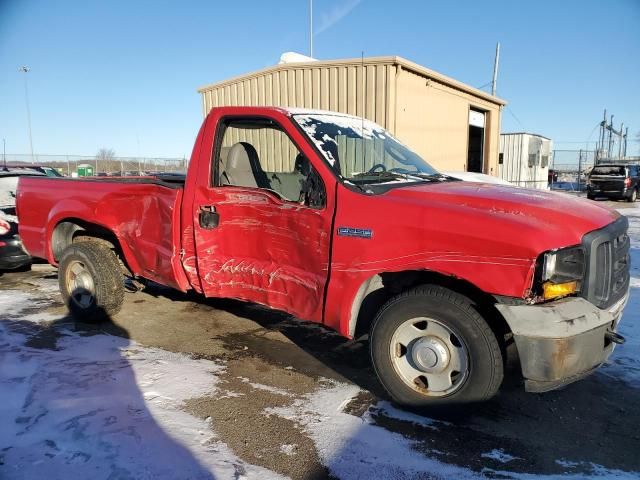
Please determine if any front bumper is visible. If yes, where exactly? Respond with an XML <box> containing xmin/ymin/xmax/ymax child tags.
<box><xmin>0</xmin><ymin>236</ymin><xmax>31</xmax><ymax>270</ymax></box>
<box><xmin>496</xmin><ymin>293</ymin><xmax>628</xmax><ymax>392</ymax></box>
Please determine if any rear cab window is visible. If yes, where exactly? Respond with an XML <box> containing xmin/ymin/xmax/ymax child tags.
<box><xmin>591</xmin><ymin>166</ymin><xmax>626</xmax><ymax>176</ymax></box>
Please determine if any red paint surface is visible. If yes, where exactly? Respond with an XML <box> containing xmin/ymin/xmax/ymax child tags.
<box><xmin>183</xmin><ymin>108</ymin><xmax>336</xmax><ymax>321</ymax></box>
<box><xmin>17</xmin><ymin>106</ymin><xmax>620</xmax><ymax>338</ymax></box>
<box><xmin>17</xmin><ymin>178</ymin><xmax>189</xmax><ymax>291</ymax></box>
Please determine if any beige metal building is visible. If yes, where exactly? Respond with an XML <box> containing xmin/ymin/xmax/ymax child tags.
<box><xmin>198</xmin><ymin>56</ymin><xmax>506</xmax><ymax>175</ymax></box>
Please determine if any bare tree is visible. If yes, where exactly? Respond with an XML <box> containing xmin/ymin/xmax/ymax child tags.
<box><xmin>96</xmin><ymin>148</ymin><xmax>115</xmax><ymax>161</ymax></box>
<box><xmin>95</xmin><ymin>148</ymin><xmax>118</xmax><ymax>173</ymax></box>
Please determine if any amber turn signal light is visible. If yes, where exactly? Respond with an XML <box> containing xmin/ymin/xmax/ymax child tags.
<box><xmin>542</xmin><ymin>281</ymin><xmax>578</xmax><ymax>300</ymax></box>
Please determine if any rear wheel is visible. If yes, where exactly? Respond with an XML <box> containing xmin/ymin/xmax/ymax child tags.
<box><xmin>58</xmin><ymin>241</ymin><xmax>124</xmax><ymax>322</ymax></box>
<box><xmin>370</xmin><ymin>285</ymin><xmax>503</xmax><ymax>407</ymax></box>
<box><xmin>628</xmin><ymin>188</ymin><xmax>638</xmax><ymax>203</ymax></box>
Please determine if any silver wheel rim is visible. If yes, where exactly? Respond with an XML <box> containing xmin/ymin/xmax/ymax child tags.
<box><xmin>65</xmin><ymin>260</ymin><xmax>96</xmax><ymax>309</ymax></box>
<box><xmin>390</xmin><ymin>317</ymin><xmax>469</xmax><ymax>397</ymax></box>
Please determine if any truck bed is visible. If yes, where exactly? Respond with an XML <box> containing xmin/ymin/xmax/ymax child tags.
<box><xmin>17</xmin><ymin>176</ymin><xmax>189</xmax><ymax>291</ymax></box>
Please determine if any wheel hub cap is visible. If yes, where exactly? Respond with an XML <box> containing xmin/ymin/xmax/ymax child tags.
<box><xmin>412</xmin><ymin>336</ymin><xmax>450</xmax><ymax>373</ymax></box>
<box><xmin>389</xmin><ymin>317</ymin><xmax>469</xmax><ymax>397</ymax></box>
<box><xmin>66</xmin><ymin>260</ymin><xmax>95</xmax><ymax>309</ymax></box>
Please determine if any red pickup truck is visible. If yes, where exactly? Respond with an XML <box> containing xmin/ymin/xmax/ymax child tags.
<box><xmin>17</xmin><ymin>107</ymin><xmax>630</xmax><ymax>407</ymax></box>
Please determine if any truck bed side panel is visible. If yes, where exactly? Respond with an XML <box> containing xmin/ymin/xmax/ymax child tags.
<box><xmin>17</xmin><ymin>177</ymin><xmax>189</xmax><ymax>291</ymax></box>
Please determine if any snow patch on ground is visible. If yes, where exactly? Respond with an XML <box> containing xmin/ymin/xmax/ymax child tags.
<box><xmin>279</xmin><ymin>444</ymin><xmax>297</xmax><ymax>456</ymax></box>
<box><xmin>266</xmin><ymin>379</ymin><xmax>479</xmax><ymax>480</ymax></box>
<box><xmin>238</xmin><ymin>376</ymin><xmax>290</xmax><ymax>396</ymax></box>
<box><xmin>365</xmin><ymin>400</ymin><xmax>450</xmax><ymax>430</ymax></box>
<box><xmin>486</xmin><ymin>463</ymin><xmax>640</xmax><ymax>480</ymax></box>
<box><xmin>481</xmin><ymin>448</ymin><xmax>520</xmax><ymax>463</ymax></box>
<box><xmin>601</xmin><ymin>204</ymin><xmax>640</xmax><ymax>387</ymax></box>
<box><xmin>0</xmin><ymin>289</ymin><xmax>284</xmax><ymax>480</ymax></box>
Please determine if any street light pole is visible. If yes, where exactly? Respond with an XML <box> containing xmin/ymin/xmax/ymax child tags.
<box><xmin>19</xmin><ymin>66</ymin><xmax>35</xmax><ymax>163</ymax></box>
<box><xmin>309</xmin><ymin>0</ymin><xmax>313</xmax><ymax>58</ymax></box>
<box><xmin>491</xmin><ymin>42</ymin><xmax>500</xmax><ymax>96</ymax></box>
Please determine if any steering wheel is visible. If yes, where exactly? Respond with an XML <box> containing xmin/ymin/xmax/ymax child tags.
<box><xmin>368</xmin><ymin>163</ymin><xmax>387</xmax><ymax>173</ymax></box>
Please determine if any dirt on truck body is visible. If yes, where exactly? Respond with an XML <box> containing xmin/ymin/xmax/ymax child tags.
<box><xmin>17</xmin><ymin>106</ymin><xmax>630</xmax><ymax>407</ymax></box>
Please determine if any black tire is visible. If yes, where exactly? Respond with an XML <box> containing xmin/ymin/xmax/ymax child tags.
<box><xmin>58</xmin><ymin>241</ymin><xmax>125</xmax><ymax>322</ymax></box>
<box><xmin>587</xmin><ymin>193</ymin><xmax>595</xmax><ymax>200</ymax></box>
<box><xmin>370</xmin><ymin>285</ymin><xmax>503</xmax><ymax>407</ymax></box>
<box><xmin>628</xmin><ymin>188</ymin><xmax>638</xmax><ymax>203</ymax></box>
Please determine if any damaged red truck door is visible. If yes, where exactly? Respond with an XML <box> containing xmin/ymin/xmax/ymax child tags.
<box><xmin>188</xmin><ymin>110</ymin><xmax>335</xmax><ymax>321</ymax></box>
<box><xmin>17</xmin><ymin>106</ymin><xmax>630</xmax><ymax>408</ymax></box>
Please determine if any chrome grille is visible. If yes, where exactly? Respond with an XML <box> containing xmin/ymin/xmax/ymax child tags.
<box><xmin>581</xmin><ymin>216</ymin><xmax>630</xmax><ymax>310</ymax></box>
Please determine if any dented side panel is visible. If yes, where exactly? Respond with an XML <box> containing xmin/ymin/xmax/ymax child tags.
<box><xmin>192</xmin><ymin>187</ymin><xmax>331</xmax><ymax>320</ymax></box>
<box><xmin>18</xmin><ymin>177</ymin><xmax>188</xmax><ymax>291</ymax></box>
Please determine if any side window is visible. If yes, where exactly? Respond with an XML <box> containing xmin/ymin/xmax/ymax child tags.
<box><xmin>214</xmin><ymin>118</ymin><xmax>326</xmax><ymax>208</ymax></box>
<box><xmin>541</xmin><ymin>155</ymin><xmax>549</xmax><ymax>168</ymax></box>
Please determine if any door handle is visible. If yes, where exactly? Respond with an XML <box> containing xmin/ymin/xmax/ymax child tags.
<box><xmin>199</xmin><ymin>206</ymin><xmax>220</xmax><ymax>229</ymax></box>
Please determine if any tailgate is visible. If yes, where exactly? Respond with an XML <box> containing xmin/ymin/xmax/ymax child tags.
<box><xmin>589</xmin><ymin>175</ymin><xmax>625</xmax><ymax>192</ymax></box>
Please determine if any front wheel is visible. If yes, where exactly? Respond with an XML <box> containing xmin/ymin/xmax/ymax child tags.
<box><xmin>58</xmin><ymin>241</ymin><xmax>125</xmax><ymax>322</ymax></box>
<box><xmin>370</xmin><ymin>285</ymin><xmax>503</xmax><ymax>407</ymax></box>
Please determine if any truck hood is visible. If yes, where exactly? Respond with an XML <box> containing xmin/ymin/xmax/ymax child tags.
<box><xmin>384</xmin><ymin>181</ymin><xmax>620</xmax><ymax>251</ymax></box>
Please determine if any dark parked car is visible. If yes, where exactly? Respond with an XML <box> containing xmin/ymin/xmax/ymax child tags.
<box><xmin>5</xmin><ymin>164</ymin><xmax>64</xmax><ymax>177</ymax></box>
<box><xmin>0</xmin><ymin>168</ymin><xmax>45</xmax><ymax>271</ymax></box>
<box><xmin>587</xmin><ymin>164</ymin><xmax>639</xmax><ymax>202</ymax></box>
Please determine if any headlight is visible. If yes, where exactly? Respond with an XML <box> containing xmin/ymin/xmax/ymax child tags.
<box><xmin>540</xmin><ymin>246</ymin><xmax>585</xmax><ymax>300</ymax></box>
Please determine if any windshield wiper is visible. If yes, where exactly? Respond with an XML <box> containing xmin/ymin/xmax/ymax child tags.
<box><xmin>352</xmin><ymin>171</ymin><xmax>426</xmax><ymax>183</ymax></box>
<box><xmin>411</xmin><ymin>172</ymin><xmax>456</xmax><ymax>181</ymax></box>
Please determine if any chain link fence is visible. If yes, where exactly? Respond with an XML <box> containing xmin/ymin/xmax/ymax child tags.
<box><xmin>549</xmin><ymin>150</ymin><xmax>596</xmax><ymax>194</ymax></box>
<box><xmin>2</xmin><ymin>154</ymin><xmax>187</xmax><ymax>176</ymax></box>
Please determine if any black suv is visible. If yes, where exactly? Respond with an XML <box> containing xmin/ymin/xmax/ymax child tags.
<box><xmin>587</xmin><ymin>164</ymin><xmax>639</xmax><ymax>202</ymax></box>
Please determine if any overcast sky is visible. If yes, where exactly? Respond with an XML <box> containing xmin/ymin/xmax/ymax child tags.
<box><xmin>1</xmin><ymin>0</ymin><xmax>639</xmax><ymax>158</ymax></box>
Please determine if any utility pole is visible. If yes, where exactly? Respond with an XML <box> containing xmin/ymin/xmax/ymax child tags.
<box><xmin>623</xmin><ymin>127</ymin><xmax>628</xmax><ymax>158</ymax></box>
<box><xmin>607</xmin><ymin>114</ymin><xmax>614</xmax><ymax>158</ymax></box>
<box><xmin>491</xmin><ymin>42</ymin><xmax>500</xmax><ymax>96</ymax></box>
<box><xmin>19</xmin><ymin>66</ymin><xmax>35</xmax><ymax>162</ymax></box>
<box><xmin>618</xmin><ymin>122</ymin><xmax>624</xmax><ymax>159</ymax></box>
<box><xmin>309</xmin><ymin>0</ymin><xmax>313</xmax><ymax>58</ymax></box>
<box><xmin>597</xmin><ymin>109</ymin><xmax>606</xmax><ymax>162</ymax></box>
<box><xmin>2</xmin><ymin>138</ymin><xmax>6</xmax><ymax>170</ymax></box>
<box><xmin>577</xmin><ymin>149</ymin><xmax>582</xmax><ymax>192</ymax></box>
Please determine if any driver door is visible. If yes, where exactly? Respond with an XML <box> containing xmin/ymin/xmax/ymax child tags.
<box><xmin>192</xmin><ymin>114</ymin><xmax>333</xmax><ymax>322</ymax></box>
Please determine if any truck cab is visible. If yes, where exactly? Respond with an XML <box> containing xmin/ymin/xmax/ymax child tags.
<box><xmin>17</xmin><ymin>107</ymin><xmax>631</xmax><ymax>407</ymax></box>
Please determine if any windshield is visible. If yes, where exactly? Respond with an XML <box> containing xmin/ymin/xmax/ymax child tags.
<box><xmin>293</xmin><ymin>113</ymin><xmax>442</xmax><ymax>185</ymax></box>
<box><xmin>591</xmin><ymin>166</ymin><xmax>626</xmax><ymax>176</ymax></box>
<box><xmin>42</xmin><ymin>166</ymin><xmax>63</xmax><ymax>177</ymax></box>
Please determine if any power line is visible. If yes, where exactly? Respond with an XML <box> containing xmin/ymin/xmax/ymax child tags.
<box><xmin>504</xmin><ymin>105</ymin><xmax>526</xmax><ymax>130</ymax></box>
<box><xmin>475</xmin><ymin>81</ymin><xmax>493</xmax><ymax>91</ymax></box>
